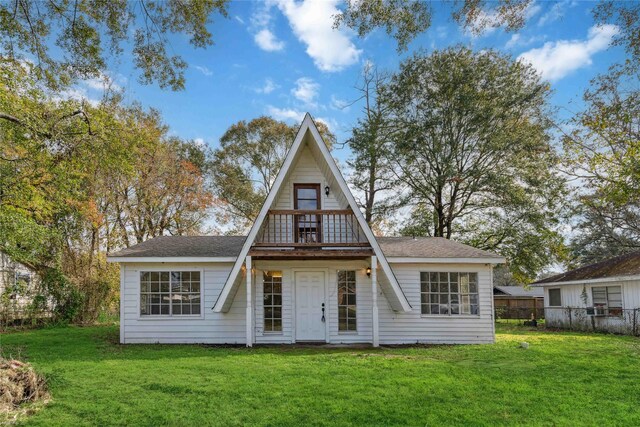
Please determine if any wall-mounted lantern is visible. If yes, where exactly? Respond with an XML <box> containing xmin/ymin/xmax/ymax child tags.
<box><xmin>366</xmin><ymin>266</ymin><xmax>371</xmax><ymax>277</ymax></box>
<box><xmin>324</xmin><ymin>185</ymin><xmax>330</xmax><ymax>196</ymax></box>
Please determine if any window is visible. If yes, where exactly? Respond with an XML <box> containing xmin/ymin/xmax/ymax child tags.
<box><xmin>420</xmin><ymin>272</ymin><xmax>479</xmax><ymax>315</ymax></box>
<box><xmin>338</xmin><ymin>270</ymin><xmax>356</xmax><ymax>331</ymax></box>
<box><xmin>263</xmin><ymin>271</ymin><xmax>282</xmax><ymax>332</ymax></box>
<box><xmin>592</xmin><ymin>286</ymin><xmax>622</xmax><ymax>316</ymax></box>
<box><xmin>548</xmin><ymin>288</ymin><xmax>562</xmax><ymax>307</ymax></box>
<box><xmin>140</xmin><ymin>271</ymin><xmax>201</xmax><ymax>316</ymax></box>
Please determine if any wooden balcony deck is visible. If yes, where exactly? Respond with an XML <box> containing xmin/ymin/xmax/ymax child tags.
<box><xmin>251</xmin><ymin>209</ymin><xmax>372</xmax><ymax>259</ymax></box>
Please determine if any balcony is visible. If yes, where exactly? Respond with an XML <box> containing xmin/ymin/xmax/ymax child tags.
<box><xmin>250</xmin><ymin>209</ymin><xmax>373</xmax><ymax>259</ymax></box>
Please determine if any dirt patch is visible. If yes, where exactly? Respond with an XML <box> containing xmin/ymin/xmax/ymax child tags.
<box><xmin>0</xmin><ymin>359</ymin><xmax>49</xmax><ymax>422</ymax></box>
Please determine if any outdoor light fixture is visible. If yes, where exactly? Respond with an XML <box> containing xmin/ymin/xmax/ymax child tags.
<box><xmin>325</xmin><ymin>185</ymin><xmax>330</xmax><ymax>196</ymax></box>
<box><xmin>366</xmin><ymin>266</ymin><xmax>371</xmax><ymax>277</ymax></box>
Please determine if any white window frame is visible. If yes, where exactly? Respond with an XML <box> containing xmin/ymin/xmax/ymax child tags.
<box><xmin>337</xmin><ymin>270</ymin><xmax>357</xmax><ymax>333</ymax></box>
<box><xmin>548</xmin><ymin>288</ymin><xmax>562</xmax><ymax>307</ymax></box>
<box><xmin>420</xmin><ymin>272</ymin><xmax>480</xmax><ymax>317</ymax></box>
<box><xmin>592</xmin><ymin>285</ymin><xmax>623</xmax><ymax>317</ymax></box>
<box><xmin>138</xmin><ymin>268</ymin><xmax>204</xmax><ymax>319</ymax></box>
<box><xmin>263</xmin><ymin>271</ymin><xmax>283</xmax><ymax>334</ymax></box>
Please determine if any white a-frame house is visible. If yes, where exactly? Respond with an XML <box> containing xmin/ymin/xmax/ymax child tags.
<box><xmin>109</xmin><ymin>114</ymin><xmax>504</xmax><ymax>346</ymax></box>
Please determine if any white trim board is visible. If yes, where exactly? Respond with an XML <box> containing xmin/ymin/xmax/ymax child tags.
<box><xmin>534</xmin><ymin>274</ymin><xmax>640</xmax><ymax>287</ymax></box>
<box><xmin>213</xmin><ymin>113</ymin><xmax>411</xmax><ymax>313</ymax></box>
<box><xmin>107</xmin><ymin>257</ymin><xmax>236</xmax><ymax>263</ymax></box>
<box><xmin>387</xmin><ymin>257</ymin><xmax>505</xmax><ymax>264</ymax></box>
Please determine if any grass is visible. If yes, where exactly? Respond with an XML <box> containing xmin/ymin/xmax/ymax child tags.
<box><xmin>1</xmin><ymin>324</ymin><xmax>639</xmax><ymax>426</ymax></box>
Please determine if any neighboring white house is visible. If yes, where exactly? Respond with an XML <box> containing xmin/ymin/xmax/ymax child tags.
<box><xmin>1</xmin><ymin>253</ymin><xmax>39</xmax><ymax>324</ymax></box>
<box><xmin>533</xmin><ymin>251</ymin><xmax>640</xmax><ymax>335</ymax></box>
<box><xmin>108</xmin><ymin>114</ymin><xmax>505</xmax><ymax>346</ymax></box>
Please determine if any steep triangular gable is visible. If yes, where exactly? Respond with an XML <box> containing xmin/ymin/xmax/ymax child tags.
<box><xmin>213</xmin><ymin>113</ymin><xmax>411</xmax><ymax>313</ymax></box>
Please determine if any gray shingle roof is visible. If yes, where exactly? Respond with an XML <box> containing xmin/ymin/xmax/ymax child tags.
<box><xmin>108</xmin><ymin>236</ymin><xmax>246</xmax><ymax>258</ymax></box>
<box><xmin>533</xmin><ymin>251</ymin><xmax>640</xmax><ymax>285</ymax></box>
<box><xmin>108</xmin><ymin>235</ymin><xmax>503</xmax><ymax>260</ymax></box>
<box><xmin>377</xmin><ymin>237</ymin><xmax>503</xmax><ymax>259</ymax></box>
<box><xmin>494</xmin><ymin>285</ymin><xmax>543</xmax><ymax>297</ymax></box>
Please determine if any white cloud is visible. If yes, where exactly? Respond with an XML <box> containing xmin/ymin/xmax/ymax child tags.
<box><xmin>194</xmin><ymin>65</ymin><xmax>213</xmax><ymax>76</ymax></box>
<box><xmin>254</xmin><ymin>28</ymin><xmax>285</xmax><ymax>52</ymax></box>
<box><xmin>234</xmin><ymin>15</ymin><xmax>245</xmax><ymax>25</ymax></box>
<box><xmin>505</xmin><ymin>33</ymin><xmax>545</xmax><ymax>49</ymax></box>
<box><xmin>291</xmin><ymin>77</ymin><xmax>319</xmax><ymax>106</ymax></box>
<box><xmin>255</xmin><ymin>78</ymin><xmax>278</xmax><ymax>94</ymax></box>
<box><xmin>266</xmin><ymin>105</ymin><xmax>305</xmax><ymax>122</ymax></box>
<box><xmin>56</xmin><ymin>87</ymin><xmax>100</xmax><ymax>107</ymax></box>
<box><xmin>316</xmin><ymin>116</ymin><xmax>338</xmax><ymax>132</ymax></box>
<box><xmin>272</xmin><ymin>0</ymin><xmax>361</xmax><ymax>72</ymax></box>
<box><xmin>81</xmin><ymin>71</ymin><xmax>122</xmax><ymax>91</ymax></box>
<box><xmin>538</xmin><ymin>0</ymin><xmax>577</xmax><ymax>27</ymax></box>
<box><xmin>330</xmin><ymin>94</ymin><xmax>350</xmax><ymax>112</ymax></box>
<box><xmin>193</xmin><ymin>138</ymin><xmax>206</xmax><ymax>147</ymax></box>
<box><xmin>505</xmin><ymin>34</ymin><xmax>521</xmax><ymax>49</ymax></box>
<box><xmin>518</xmin><ymin>24</ymin><xmax>619</xmax><ymax>81</ymax></box>
<box><xmin>525</xmin><ymin>2</ymin><xmax>542</xmax><ymax>20</ymax></box>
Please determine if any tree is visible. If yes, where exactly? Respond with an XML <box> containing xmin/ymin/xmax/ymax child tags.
<box><xmin>380</xmin><ymin>47</ymin><xmax>567</xmax><ymax>283</ymax></box>
<box><xmin>569</xmin><ymin>195</ymin><xmax>639</xmax><ymax>267</ymax></box>
<box><xmin>334</xmin><ymin>0</ymin><xmax>532</xmax><ymax>51</ymax></box>
<box><xmin>593</xmin><ymin>1</ymin><xmax>640</xmax><ymax>71</ymax></box>
<box><xmin>562</xmin><ymin>2</ymin><xmax>640</xmax><ymax>266</ymax></box>
<box><xmin>211</xmin><ymin>116</ymin><xmax>336</xmax><ymax>232</ymax></box>
<box><xmin>0</xmin><ymin>0</ymin><xmax>229</xmax><ymax>90</ymax></box>
<box><xmin>0</xmin><ymin>59</ymin><xmax>214</xmax><ymax>322</ymax></box>
<box><xmin>346</xmin><ymin>63</ymin><xmax>396</xmax><ymax>232</ymax></box>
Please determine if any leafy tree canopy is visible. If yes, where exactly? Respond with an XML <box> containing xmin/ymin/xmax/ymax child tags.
<box><xmin>0</xmin><ymin>0</ymin><xmax>229</xmax><ymax>90</ymax></box>
<box><xmin>334</xmin><ymin>0</ymin><xmax>532</xmax><ymax>51</ymax></box>
<box><xmin>379</xmin><ymin>47</ymin><xmax>567</xmax><ymax>283</ymax></box>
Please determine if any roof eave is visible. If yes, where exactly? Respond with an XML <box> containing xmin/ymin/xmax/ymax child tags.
<box><xmin>387</xmin><ymin>256</ymin><xmax>505</xmax><ymax>264</ymax></box>
<box><xmin>532</xmin><ymin>274</ymin><xmax>640</xmax><ymax>286</ymax></box>
<box><xmin>107</xmin><ymin>256</ymin><xmax>237</xmax><ymax>263</ymax></box>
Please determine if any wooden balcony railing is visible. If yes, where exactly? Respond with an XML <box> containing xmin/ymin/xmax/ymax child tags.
<box><xmin>254</xmin><ymin>209</ymin><xmax>370</xmax><ymax>248</ymax></box>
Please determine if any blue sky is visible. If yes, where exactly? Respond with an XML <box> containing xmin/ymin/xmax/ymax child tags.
<box><xmin>80</xmin><ymin>0</ymin><xmax>626</xmax><ymax>163</ymax></box>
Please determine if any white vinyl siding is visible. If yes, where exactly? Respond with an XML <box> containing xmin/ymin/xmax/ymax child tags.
<box><xmin>121</xmin><ymin>262</ymin><xmax>246</xmax><ymax>344</ymax></box>
<box><xmin>120</xmin><ymin>260</ymin><xmax>495</xmax><ymax>345</ymax></box>
<box><xmin>544</xmin><ymin>280</ymin><xmax>640</xmax><ymax>333</ymax></box>
<box><xmin>274</xmin><ymin>146</ymin><xmax>342</xmax><ymax>211</ymax></box>
<box><xmin>378</xmin><ymin>263</ymin><xmax>495</xmax><ymax>344</ymax></box>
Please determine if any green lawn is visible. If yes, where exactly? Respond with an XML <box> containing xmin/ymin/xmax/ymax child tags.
<box><xmin>1</xmin><ymin>324</ymin><xmax>639</xmax><ymax>426</ymax></box>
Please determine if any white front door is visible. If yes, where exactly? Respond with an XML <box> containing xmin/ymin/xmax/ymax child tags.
<box><xmin>295</xmin><ymin>271</ymin><xmax>326</xmax><ymax>341</ymax></box>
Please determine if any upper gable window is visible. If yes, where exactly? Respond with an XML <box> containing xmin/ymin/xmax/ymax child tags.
<box><xmin>294</xmin><ymin>184</ymin><xmax>321</xmax><ymax>210</ymax></box>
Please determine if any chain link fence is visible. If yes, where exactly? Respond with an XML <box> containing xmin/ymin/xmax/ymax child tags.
<box><xmin>544</xmin><ymin>307</ymin><xmax>640</xmax><ymax>336</ymax></box>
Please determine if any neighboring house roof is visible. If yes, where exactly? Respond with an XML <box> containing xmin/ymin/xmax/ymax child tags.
<box><xmin>533</xmin><ymin>251</ymin><xmax>640</xmax><ymax>285</ymax></box>
<box><xmin>493</xmin><ymin>285</ymin><xmax>543</xmax><ymax>298</ymax></box>
<box><xmin>108</xmin><ymin>235</ymin><xmax>502</xmax><ymax>260</ymax></box>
